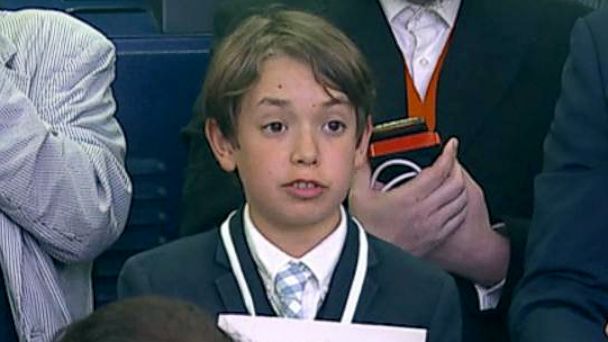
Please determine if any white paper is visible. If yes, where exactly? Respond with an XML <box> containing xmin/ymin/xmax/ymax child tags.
<box><xmin>217</xmin><ymin>314</ymin><xmax>427</xmax><ymax>342</ymax></box>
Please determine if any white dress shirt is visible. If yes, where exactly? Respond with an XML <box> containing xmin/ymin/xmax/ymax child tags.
<box><xmin>379</xmin><ymin>0</ymin><xmax>461</xmax><ymax>98</ymax></box>
<box><xmin>243</xmin><ymin>205</ymin><xmax>347</xmax><ymax>320</ymax></box>
<box><xmin>379</xmin><ymin>0</ymin><xmax>503</xmax><ymax>311</ymax></box>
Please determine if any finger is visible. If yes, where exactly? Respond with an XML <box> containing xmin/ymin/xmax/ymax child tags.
<box><xmin>425</xmin><ymin>138</ymin><xmax>457</xmax><ymax>177</ymax></box>
<box><xmin>404</xmin><ymin>138</ymin><xmax>459</xmax><ymax>199</ymax></box>
<box><xmin>420</xmin><ymin>161</ymin><xmax>467</xmax><ymax>227</ymax></box>
<box><xmin>434</xmin><ymin>184</ymin><xmax>468</xmax><ymax>241</ymax></box>
<box><xmin>459</xmin><ymin>162</ymin><xmax>487</xmax><ymax>205</ymax></box>
<box><xmin>431</xmin><ymin>161</ymin><xmax>466</xmax><ymax>208</ymax></box>
<box><xmin>408</xmin><ymin>186</ymin><xmax>467</xmax><ymax>256</ymax></box>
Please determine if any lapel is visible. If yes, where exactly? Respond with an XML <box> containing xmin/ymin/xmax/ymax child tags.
<box><xmin>214</xmin><ymin>209</ymin><xmax>276</xmax><ymax>316</ymax></box>
<box><xmin>351</xmin><ymin>240</ymin><xmax>379</xmax><ymax>321</ymax></box>
<box><xmin>214</xmin><ymin>236</ymin><xmax>248</xmax><ymax>314</ymax></box>
<box><xmin>437</xmin><ymin>0</ymin><xmax>536</xmax><ymax>153</ymax></box>
<box><xmin>316</xmin><ymin>217</ymin><xmax>379</xmax><ymax>321</ymax></box>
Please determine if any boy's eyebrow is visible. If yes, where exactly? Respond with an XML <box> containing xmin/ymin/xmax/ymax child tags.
<box><xmin>257</xmin><ymin>97</ymin><xmax>290</xmax><ymax>107</ymax></box>
<box><xmin>322</xmin><ymin>96</ymin><xmax>350</xmax><ymax>108</ymax></box>
<box><xmin>257</xmin><ymin>95</ymin><xmax>351</xmax><ymax>108</ymax></box>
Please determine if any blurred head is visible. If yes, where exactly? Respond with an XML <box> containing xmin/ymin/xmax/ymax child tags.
<box><xmin>57</xmin><ymin>296</ymin><xmax>230</xmax><ymax>342</ymax></box>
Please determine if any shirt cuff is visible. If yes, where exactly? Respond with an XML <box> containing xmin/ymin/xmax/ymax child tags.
<box><xmin>474</xmin><ymin>279</ymin><xmax>505</xmax><ymax>311</ymax></box>
<box><xmin>473</xmin><ymin>221</ymin><xmax>508</xmax><ymax>311</ymax></box>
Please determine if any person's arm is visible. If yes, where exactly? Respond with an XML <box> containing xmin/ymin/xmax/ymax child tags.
<box><xmin>0</xmin><ymin>11</ymin><xmax>131</xmax><ymax>263</ymax></box>
<box><xmin>510</xmin><ymin>11</ymin><xmax>608</xmax><ymax>342</ymax></box>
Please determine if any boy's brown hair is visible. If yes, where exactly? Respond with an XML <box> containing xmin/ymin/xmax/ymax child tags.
<box><xmin>201</xmin><ymin>8</ymin><xmax>375</xmax><ymax>144</ymax></box>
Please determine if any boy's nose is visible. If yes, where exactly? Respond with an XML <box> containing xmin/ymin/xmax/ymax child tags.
<box><xmin>291</xmin><ymin>130</ymin><xmax>319</xmax><ymax>166</ymax></box>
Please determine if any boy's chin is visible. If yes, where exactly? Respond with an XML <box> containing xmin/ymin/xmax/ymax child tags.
<box><xmin>259</xmin><ymin>206</ymin><xmax>341</xmax><ymax>231</ymax></box>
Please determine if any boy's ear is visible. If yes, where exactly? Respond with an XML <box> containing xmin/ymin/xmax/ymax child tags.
<box><xmin>205</xmin><ymin>119</ymin><xmax>237</xmax><ymax>172</ymax></box>
<box><xmin>354</xmin><ymin>116</ymin><xmax>372</xmax><ymax>169</ymax></box>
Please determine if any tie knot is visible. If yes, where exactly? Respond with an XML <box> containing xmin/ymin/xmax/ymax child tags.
<box><xmin>274</xmin><ymin>261</ymin><xmax>312</xmax><ymax>318</ymax></box>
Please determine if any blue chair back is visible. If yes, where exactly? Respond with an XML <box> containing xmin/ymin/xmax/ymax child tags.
<box><xmin>94</xmin><ymin>34</ymin><xmax>211</xmax><ymax>306</ymax></box>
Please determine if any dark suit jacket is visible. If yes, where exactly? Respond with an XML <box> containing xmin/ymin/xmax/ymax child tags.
<box><xmin>179</xmin><ymin>1</ymin><xmax>588</xmax><ymax>340</ymax></box>
<box><xmin>509</xmin><ymin>9</ymin><xmax>608</xmax><ymax>342</ymax></box>
<box><xmin>119</xmin><ymin>209</ymin><xmax>462</xmax><ymax>342</ymax></box>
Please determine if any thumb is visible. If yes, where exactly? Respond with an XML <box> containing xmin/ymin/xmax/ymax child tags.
<box><xmin>426</xmin><ymin>137</ymin><xmax>458</xmax><ymax>179</ymax></box>
<box><xmin>445</xmin><ymin>137</ymin><xmax>459</xmax><ymax>158</ymax></box>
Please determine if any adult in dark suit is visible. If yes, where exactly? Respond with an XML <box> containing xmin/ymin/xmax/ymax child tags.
<box><xmin>179</xmin><ymin>1</ymin><xmax>588</xmax><ymax>340</ymax></box>
<box><xmin>119</xmin><ymin>208</ymin><xmax>461</xmax><ymax>342</ymax></box>
<box><xmin>510</xmin><ymin>9</ymin><xmax>608</xmax><ymax>342</ymax></box>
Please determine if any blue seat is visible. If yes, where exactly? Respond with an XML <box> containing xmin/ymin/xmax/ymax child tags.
<box><xmin>3</xmin><ymin>0</ymin><xmax>159</xmax><ymax>36</ymax></box>
<box><xmin>2</xmin><ymin>0</ymin><xmax>148</xmax><ymax>11</ymax></box>
<box><xmin>66</xmin><ymin>5</ymin><xmax>159</xmax><ymax>36</ymax></box>
<box><xmin>148</xmin><ymin>0</ymin><xmax>217</xmax><ymax>33</ymax></box>
<box><xmin>1</xmin><ymin>0</ymin><xmax>62</xmax><ymax>8</ymax></box>
<box><xmin>93</xmin><ymin>34</ymin><xmax>212</xmax><ymax>307</ymax></box>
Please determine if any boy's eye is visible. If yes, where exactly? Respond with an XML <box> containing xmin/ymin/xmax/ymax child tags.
<box><xmin>262</xmin><ymin>121</ymin><xmax>286</xmax><ymax>134</ymax></box>
<box><xmin>323</xmin><ymin>120</ymin><xmax>347</xmax><ymax>134</ymax></box>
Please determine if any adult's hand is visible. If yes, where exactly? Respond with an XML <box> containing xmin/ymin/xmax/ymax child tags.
<box><xmin>427</xmin><ymin>167</ymin><xmax>510</xmax><ymax>287</ymax></box>
<box><xmin>349</xmin><ymin>138</ymin><xmax>468</xmax><ymax>257</ymax></box>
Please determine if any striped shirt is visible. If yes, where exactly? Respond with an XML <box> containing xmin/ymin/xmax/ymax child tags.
<box><xmin>0</xmin><ymin>9</ymin><xmax>132</xmax><ymax>342</ymax></box>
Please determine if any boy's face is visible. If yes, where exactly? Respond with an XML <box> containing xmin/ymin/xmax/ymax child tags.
<box><xmin>207</xmin><ymin>55</ymin><xmax>371</xmax><ymax>236</ymax></box>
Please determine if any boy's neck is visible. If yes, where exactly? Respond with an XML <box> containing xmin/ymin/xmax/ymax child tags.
<box><xmin>248</xmin><ymin>208</ymin><xmax>343</xmax><ymax>258</ymax></box>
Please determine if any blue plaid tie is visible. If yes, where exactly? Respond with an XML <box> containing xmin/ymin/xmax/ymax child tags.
<box><xmin>274</xmin><ymin>261</ymin><xmax>312</xmax><ymax>319</ymax></box>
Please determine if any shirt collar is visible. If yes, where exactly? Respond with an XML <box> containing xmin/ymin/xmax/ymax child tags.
<box><xmin>243</xmin><ymin>204</ymin><xmax>347</xmax><ymax>289</ymax></box>
<box><xmin>379</xmin><ymin>0</ymin><xmax>461</xmax><ymax>28</ymax></box>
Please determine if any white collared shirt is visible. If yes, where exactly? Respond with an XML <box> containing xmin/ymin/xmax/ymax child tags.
<box><xmin>379</xmin><ymin>0</ymin><xmax>461</xmax><ymax>98</ymax></box>
<box><xmin>243</xmin><ymin>204</ymin><xmax>347</xmax><ymax>319</ymax></box>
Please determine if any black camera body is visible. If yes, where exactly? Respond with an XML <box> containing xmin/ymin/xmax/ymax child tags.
<box><xmin>368</xmin><ymin>118</ymin><xmax>442</xmax><ymax>191</ymax></box>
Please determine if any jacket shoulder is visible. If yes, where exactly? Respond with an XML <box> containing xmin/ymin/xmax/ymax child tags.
<box><xmin>368</xmin><ymin>235</ymin><xmax>455</xmax><ymax>295</ymax></box>
<box><xmin>124</xmin><ymin>229</ymin><xmax>220</xmax><ymax>274</ymax></box>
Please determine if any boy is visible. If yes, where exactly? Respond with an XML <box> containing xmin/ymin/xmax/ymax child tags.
<box><xmin>118</xmin><ymin>9</ymin><xmax>461</xmax><ymax>342</ymax></box>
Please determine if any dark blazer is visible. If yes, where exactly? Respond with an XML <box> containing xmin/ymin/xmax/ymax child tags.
<box><xmin>179</xmin><ymin>0</ymin><xmax>588</xmax><ymax>340</ymax></box>
<box><xmin>510</xmin><ymin>9</ymin><xmax>608</xmax><ymax>342</ymax></box>
<box><xmin>118</xmin><ymin>209</ymin><xmax>462</xmax><ymax>342</ymax></box>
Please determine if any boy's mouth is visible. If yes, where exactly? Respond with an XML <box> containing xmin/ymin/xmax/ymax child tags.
<box><xmin>293</xmin><ymin>180</ymin><xmax>319</xmax><ymax>189</ymax></box>
<box><xmin>283</xmin><ymin>180</ymin><xmax>326</xmax><ymax>199</ymax></box>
